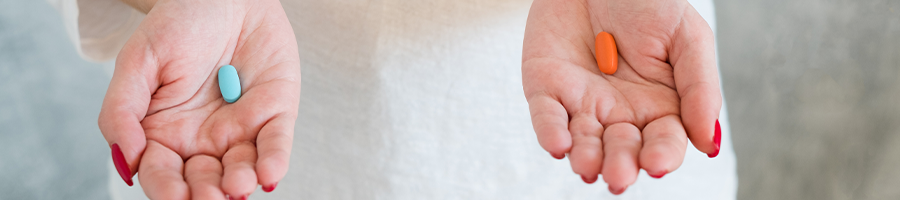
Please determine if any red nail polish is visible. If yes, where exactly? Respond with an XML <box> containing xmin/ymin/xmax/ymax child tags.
<box><xmin>263</xmin><ymin>182</ymin><xmax>278</xmax><ymax>192</ymax></box>
<box><xmin>608</xmin><ymin>185</ymin><xmax>627</xmax><ymax>195</ymax></box>
<box><xmin>227</xmin><ymin>195</ymin><xmax>247</xmax><ymax>200</ymax></box>
<box><xmin>648</xmin><ymin>171</ymin><xmax>666</xmax><ymax>179</ymax></box>
<box><xmin>580</xmin><ymin>175</ymin><xmax>597</xmax><ymax>184</ymax></box>
<box><xmin>707</xmin><ymin>120</ymin><xmax>721</xmax><ymax>158</ymax></box>
<box><xmin>111</xmin><ymin>143</ymin><xmax>133</xmax><ymax>186</ymax></box>
<box><xmin>551</xmin><ymin>153</ymin><xmax>565</xmax><ymax>160</ymax></box>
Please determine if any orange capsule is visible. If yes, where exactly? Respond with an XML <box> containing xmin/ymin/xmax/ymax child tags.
<box><xmin>594</xmin><ymin>32</ymin><xmax>618</xmax><ymax>74</ymax></box>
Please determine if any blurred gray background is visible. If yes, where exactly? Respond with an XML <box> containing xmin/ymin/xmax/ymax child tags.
<box><xmin>0</xmin><ymin>0</ymin><xmax>111</xmax><ymax>199</ymax></box>
<box><xmin>717</xmin><ymin>0</ymin><xmax>900</xmax><ymax>199</ymax></box>
<box><xmin>1</xmin><ymin>0</ymin><xmax>899</xmax><ymax>199</ymax></box>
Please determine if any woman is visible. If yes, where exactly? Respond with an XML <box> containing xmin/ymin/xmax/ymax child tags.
<box><xmin>50</xmin><ymin>0</ymin><xmax>735</xmax><ymax>199</ymax></box>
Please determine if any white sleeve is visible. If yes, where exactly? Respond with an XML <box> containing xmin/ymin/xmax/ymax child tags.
<box><xmin>46</xmin><ymin>0</ymin><xmax>144</xmax><ymax>62</ymax></box>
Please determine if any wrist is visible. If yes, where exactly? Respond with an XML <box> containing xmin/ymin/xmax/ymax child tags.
<box><xmin>119</xmin><ymin>0</ymin><xmax>262</xmax><ymax>15</ymax></box>
<box><xmin>119</xmin><ymin>0</ymin><xmax>158</xmax><ymax>14</ymax></box>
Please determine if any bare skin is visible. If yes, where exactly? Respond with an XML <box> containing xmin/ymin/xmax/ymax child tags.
<box><xmin>522</xmin><ymin>0</ymin><xmax>721</xmax><ymax>194</ymax></box>
<box><xmin>99</xmin><ymin>0</ymin><xmax>300</xmax><ymax>199</ymax></box>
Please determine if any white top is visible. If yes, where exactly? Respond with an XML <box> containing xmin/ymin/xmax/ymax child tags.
<box><xmin>51</xmin><ymin>0</ymin><xmax>736</xmax><ymax>199</ymax></box>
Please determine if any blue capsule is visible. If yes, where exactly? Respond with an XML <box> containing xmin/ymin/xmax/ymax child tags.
<box><xmin>218</xmin><ymin>65</ymin><xmax>241</xmax><ymax>103</ymax></box>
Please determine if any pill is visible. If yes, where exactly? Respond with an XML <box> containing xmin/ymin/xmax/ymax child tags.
<box><xmin>218</xmin><ymin>65</ymin><xmax>241</xmax><ymax>103</ymax></box>
<box><xmin>594</xmin><ymin>31</ymin><xmax>618</xmax><ymax>75</ymax></box>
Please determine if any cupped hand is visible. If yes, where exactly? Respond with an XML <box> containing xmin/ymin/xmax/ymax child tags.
<box><xmin>522</xmin><ymin>0</ymin><xmax>721</xmax><ymax>194</ymax></box>
<box><xmin>98</xmin><ymin>0</ymin><xmax>300</xmax><ymax>199</ymax></box>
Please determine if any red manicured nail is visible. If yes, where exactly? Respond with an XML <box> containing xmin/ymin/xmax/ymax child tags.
<box><xmin>263</xmin><ymin>182</ymin><xmax>278</xmax><ymax>192</ymax></box>
<box><xmin>111</xmin><ymin>143</ymin><xmax>133</xmax><ymax>186</ymax></box>
<box><xmin>551</xmin><ymin>153</ymin><xmax>565</xmax><ymax>160</ymax></box>
<box><xmin>609</xmin><ymin>185</ymin><xmax>627</xmax><ymax>195</ymax></box>
<box><xmin>648</xmin><ymin>171</ymin><xmax>666</xmax><ymax>179</ymax></box>
<box><xmin>228</xmin><ymin>195</ymin><xmax>247</xmax><ymax>200</ymax></box>
<box><xmin>580</xmin><ymin>175</ymin><xmax>597</xmax><ymax>184</ymax></box>
<box><xmin>707</xmin><ymin>119</ymin><xmax>722</xmax><ymax>158</ymax></box>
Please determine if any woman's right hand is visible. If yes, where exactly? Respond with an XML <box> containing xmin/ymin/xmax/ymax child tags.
<box><xmin>99</xmin><ymin>0</ymin><xmax>301</xmax><ymax>199</ymax></box>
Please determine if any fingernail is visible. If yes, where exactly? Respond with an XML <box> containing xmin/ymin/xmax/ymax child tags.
<box><xmin>580</xmin><ymin>175</ymin><xmax>597</xmax><ymax>184</ymax></box>
<box><xmin>263</xmin><ymin>182</ymin><xmax>278</xmax><ymax>193</ymax></box>
<box><xmin>228</xmin><ymin>195</ymin><xmax>247</xmax><ymax>200</ymax></box>
<box><xmin>648</xmin><ymin>171</ymin><xmax>667</xmax><ymax>179</ymax></box>
<box><xmin>609</xmin><ymin>185</ymin><xmax>628</xmax><ymax>195</ymax></box>
<box><xmin>707</xmin><ymin>119</ymin><xmax>722</xmax><ymax>158</ymax></box>
<box><xmin>111</xmin><ymin>143</ymin><xmax>133</xmax><ymax>186</ymax></box>
<box><xmin>551</xmin><ymin>153</ymin><xmax>565</xmax><ymax>160</ymax></box>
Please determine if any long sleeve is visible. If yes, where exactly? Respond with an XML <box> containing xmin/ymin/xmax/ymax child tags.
<box><xmin>46</xmin><ymin>0</ymin><xmax>144</xmax><ymax>62</ymax></box>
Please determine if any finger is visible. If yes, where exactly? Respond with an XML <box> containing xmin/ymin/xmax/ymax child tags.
<box><xmin>255</xmin><ymin>115</ymin><xmax>295</xmax><ymax>192</ymax></box>
<box><xmin>138</xmin><ymin>141</ymin><xmax>189</xmax><ymax>200</ymax></box>
<box><xmin>98</xmin><ymin>36</ymin><xmax>159</xmax><ymax>186</ymax></box>
<box><xmin>601</xmin><ymin>123</ymin><xmax>641</xmax><ymax>195</ymax></box>
<box><xmin>670</xmin><ymin>6</ymin><xmax>722</xmax><ymax>157</ymax></box>
<box><xmin>184</xmin><ymin>155</ymin><xmax>226</xmax><ymax>200</ymax></box>
<box><xmin>567</xmin><ymin>114</ymin><xmax>604</xmax><ymax>183</ymax></box>
<box><xmin>526</xmin><ymin>94</ymin><xmax>572</xmax><ymax>159</ymax></box>
<box><xmin>638</xmin><ymin>115</ymin><xmax>688</xmax><ymax>178</ymax></box>
<box><xmin>221</xmin><ymin>142</ymin><xmax>259</xmax><ymax>199</ymax></box>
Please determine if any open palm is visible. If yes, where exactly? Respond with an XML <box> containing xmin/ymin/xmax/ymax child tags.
<box><xmin>522</xmin><ymin>0</ymin><xmax>721</xmax><ymax>194</ymax></box>
<box><xmin>98</xmin><ymin>0</ymin><xmax>300</xmax><ymax>199</ymax></box>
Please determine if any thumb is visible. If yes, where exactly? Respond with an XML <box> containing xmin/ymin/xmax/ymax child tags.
<box><xmin>671</xmin><ymin>7</ymin><xmax>722</xmax><ymax>158</ymax></box>
<box><xmin>98</xmin><ymin>37</ymin><xmax>158</xmax><ymax>186</ymax></box>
